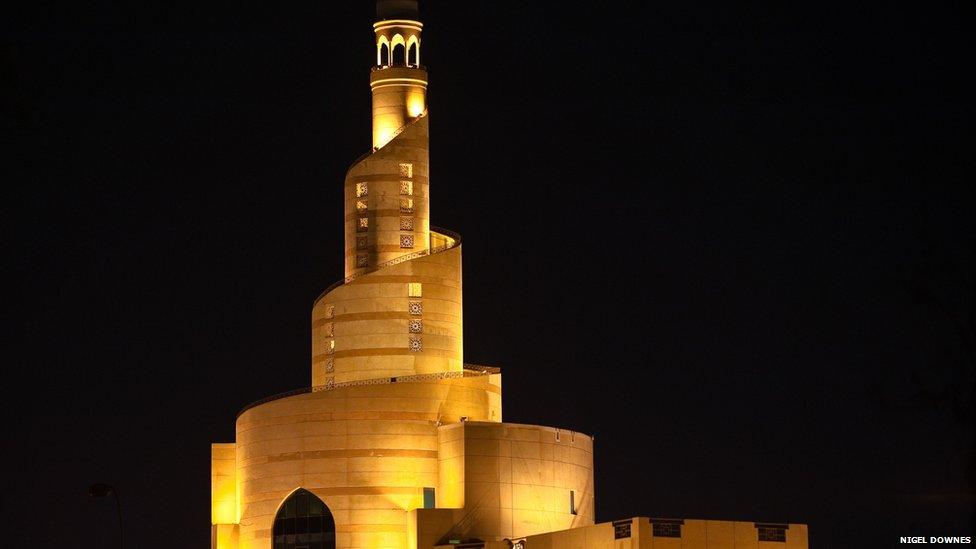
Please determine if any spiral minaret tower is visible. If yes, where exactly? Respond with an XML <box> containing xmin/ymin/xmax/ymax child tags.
<box><xmin>312</xmin><ymin>0</ymin><xmax>463</xmax><ymax>387</ymax></box>
<box><xmin>210</xmin><ymin>3</ymin><xmax>595</xmax><ymax>548</ymax></box>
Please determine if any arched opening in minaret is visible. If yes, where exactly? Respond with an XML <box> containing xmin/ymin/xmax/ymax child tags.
<box><xmin>392</xmin><ymin>43</ymin><xmax>406</xmax><ymax>66</ymax></box>
<box><xmin>407</xmin><ymin>36</ymin><xmax>419</xmax><ymax>67</ymax></box>
<box><xmin>273</xmin><ymin>488</ymin><xmax>336</xmax><ymax>549</ymax></box>
<box><xmin>377</xmin><ymin>36</ymin><xmax>390</xmax><ymax>66</ymax></box>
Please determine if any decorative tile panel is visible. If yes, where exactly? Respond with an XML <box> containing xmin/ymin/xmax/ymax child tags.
<box><xmin>409</xmin><ymin>319</ymin><xmax>422</xmax><ymax>333</ymax></box>
<box><xmin>356</xmin><ymin>254</ymin><xmax>368</xmax><ymax>267</ymax></box>
<box><xmin>400</xmin><ymin>180</ymin><xmax>413</xmax><ymax>195</ymax></box>
<box><xmin>324</xmin><ymin>323</ymin><xmax>334</xmax><ymax>337</ymax></box>
<box><xmin>357</xmin><ymin>217</ymin><xmax>368</xmax><ymax>232</ymax></box>
<box><xmin>325</xmin><ymin>305</ymin><xmax>334</xmax><ymax>318</ymax></box>
<box><xmin>356</xmin><ymin>182</ymin><xmax>368</xmax><ymax>197</ymax></box>
<box><xmin>408</xmin><ymin>282</ymin><xmax>422</xmax><ymax>297</ymax></box>
<box><xmin>398</xmin><ymin>163</ymin><xmax>413</xmax><ymax>178</ymax></box>
<box><xmin>356</xmin><ymin>236</ymin><xmax>367</xmax><ymax>250</ymax></box>
<box><xmin>400</xmin><ymin>197</ymin><xmax>413</xmax><ymax>213</ymax></box>
<box><xmin>400</xmin><ymin>234</ymin><xmax>414</xmax><ymax>248</ymax></box>
<box><xmin>409</xmin><ymin>337</ymin><xmax>422</xmax><ymax>351</ymax></box>
<box><xmin>400</xmin><ymin>216</ymin><xmax>414</xmax><ymax>230</ymax></box>
<box><xmin>356</xmin><ymin>199</ymin><xmax>367</xmax><ymax>213</ymax></box>
<box><xmin>408</xmin><ymin>301</ymin><xmax>423</xmax><ymax>315</ymax></box>
<box><xmin>325</xmin><ymin>358</ymin><xmax>334</xmax><ymax>372</ymax></box>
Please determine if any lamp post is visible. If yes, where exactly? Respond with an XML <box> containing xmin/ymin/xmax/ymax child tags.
<box><xmin>89</xmin><ymin>483</ymin><xmax>124</xmax><ymax>549</ymax></box>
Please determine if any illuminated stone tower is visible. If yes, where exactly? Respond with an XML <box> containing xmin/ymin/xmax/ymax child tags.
<box><xmin>211</xmin><ymin>3</ymin><xmax>595</xmax><ymax>548</ymax></box>
<box><xmin>210</xmin><ymin>3</ymin><xmax>808</xmax><ymax>548</ymax></box>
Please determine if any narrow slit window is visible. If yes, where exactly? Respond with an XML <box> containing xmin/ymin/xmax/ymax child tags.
<box><xmin>570</xmin><ymin>491</ymin><xmax>577</xmax><ymax>515</ymax></box>
<box><xmin>423</xmin><ymin>487</ymin><xmax>435</xmax><ymax>509</ymax></box>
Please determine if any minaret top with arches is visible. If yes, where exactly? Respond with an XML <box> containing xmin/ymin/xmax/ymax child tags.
<box><xmin>374</xmin><ymin>0</ymin><xmax>422</xmax><ymax>69</ymax></box>
<box><xmin>369</xmin><ymin>0</ymin><xmax>427</xmax><ymax>148</ymax></box>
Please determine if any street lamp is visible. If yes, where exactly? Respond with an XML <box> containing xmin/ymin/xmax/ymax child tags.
<box><xmin>89</xmin><ymin>483</ymin><xmax>124</xmax><ymax>549</ymax></box>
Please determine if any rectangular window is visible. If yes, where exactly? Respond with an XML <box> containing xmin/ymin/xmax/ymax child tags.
<box><xmin>423</xmin><ymin>487</ymin><xmax>435</xmax><ymax>509</ymax></box>
<box><xmin>652</xmin><ymin>521</ymin><xmax>683</xmax><ymax>538</ymax></box>
<box><xmin>400</xmin><ymin>197</ymin><xmax>413</xmax><ymax>213</ymax></box>
<box><xmin>570</xmin><ymin>491</ymin><xmax>577</xmax><ymax>515</ymax></box>
<box><xmin>399</xmin><ymin>163</ymin><xmax>413</xmax><ymax>178</ymax></box>
<box><xmin>408</xmin><ymin>282</ymin><xmax>422</xmax><ymax>297</ymax></box>
<box><xmin>357</xmin><ymin>217</ymin><xmax>368</xmax><ymax>232</ymax></box>
<box><xmin>400</xmin><ymin>180</ymin><xmax>413</xmax><ymax>195</ymax></box>
<box><xmin>356</xmin><ymin>182</ymin><xmax>368</xmax><ymax>197</ymax></box>
<box><xmin>613</xmin><ymin>520</ymin><xmax>632</xmax><ymax>540</ymax></box>
<box><xmin>356</xmin><ymin>199</ymin><xmax>367</xmax><ymax>213</ymax></box>
<box><xmin>757</xmin><ymin>526</ymin><xmax>787</xmax><ymax>542</ymax></box>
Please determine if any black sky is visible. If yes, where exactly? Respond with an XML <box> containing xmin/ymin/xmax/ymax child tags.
<box><xmin>5</xmin><ymin>1</ymin><xmax>974</xmax><ymax>547</ymax></box>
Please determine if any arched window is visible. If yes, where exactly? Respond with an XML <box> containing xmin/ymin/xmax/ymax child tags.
<box><xmin>377</xmin><ymin>36</ymin><xmax>390</xmax><ymax>66</ymax></box>
<box><xmin>273</xmin><ymin>489</ymin><xmax>336</xmax><ymax>549</ymax></box>
<box><xmin>407</xmin><ymin>36</ymin><xmax>420</xmax><ymax>67</ymax></box>
<box><xmin>392</xmin><ymin>43</ymin><xmax>405</xmax><ymax>66</ymax></box>
<box><xmin>391</xmin><ymin>34</ymin><xmax>406</xmax><ymax>66</ymax></box>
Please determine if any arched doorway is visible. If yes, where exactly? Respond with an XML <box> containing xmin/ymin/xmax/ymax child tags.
<box><xmin>273</xmin><ymin>489</ymin><xmax>336</xmax><ymax>549</ymax></box>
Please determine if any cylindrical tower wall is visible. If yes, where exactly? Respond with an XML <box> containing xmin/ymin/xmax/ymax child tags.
<box><xmin>372</xmin><ymin>17</ymin><xmax>425</xmax><ymax>149</ymax></box>
<box><xmin>344</xmin><ymin>115</ymin><xmax>430</xmax><ymax>280</ymax></box>
<box><xmin>234</xmin><ymin>376</ymin><xmax>501</xmax><ymax>549</ymax></box>
<box><xmin>313</xmin><ymin>242</ymin><xmax>462</xmax><ymax>386</ymax></box>
<box><xmin>370</xmin><ymin>67</ymin><xmax>427</xmax><ymax>149</ymax></box>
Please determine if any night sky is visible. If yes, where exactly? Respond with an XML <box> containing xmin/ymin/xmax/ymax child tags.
<box><xmin>6</xmin><ymin>2</ymin><xmax>974</xmax><ymax>547</ymax></box>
